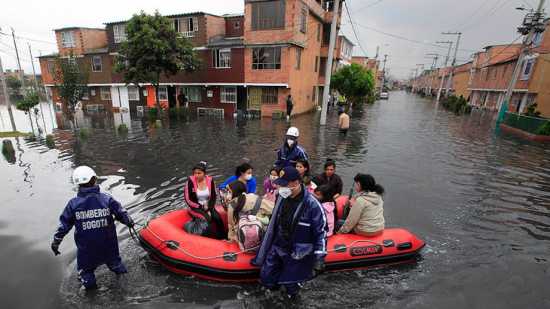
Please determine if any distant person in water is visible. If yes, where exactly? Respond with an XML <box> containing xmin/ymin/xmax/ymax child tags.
<box><xmin>51</xmin><ymin>166</ymin><xmax>134</xmax><ymax>290</ymax></box>
<box><xmin>274</xmin><ymin>127</ymin><xmax>308</xmax><ymax>168</ymax></box>
<box><xmin>338</xmin><ymin>109</ymin><xmax>350</xmax><ymax>135</ymax></box>
<box><xmin>219</xmin><ymin>163</ymin><xmax>257</xmax><ymax>193</ymax></box>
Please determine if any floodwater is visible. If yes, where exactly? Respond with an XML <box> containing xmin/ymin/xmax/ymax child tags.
<box><xmin>1</xmin><ymin>91</ymin><xmax>549</xmax><ymax>308</ymax></box>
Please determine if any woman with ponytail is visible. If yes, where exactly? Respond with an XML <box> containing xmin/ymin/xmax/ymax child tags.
<box><xmin>226</xmin><ymin>181</ymin><xmax>274</xmax><ymax>242</ymax></box>
<box><xmin>338</xmin><ymin>173</ymin><xmax>385</xmax><ymax>236</ymax></box>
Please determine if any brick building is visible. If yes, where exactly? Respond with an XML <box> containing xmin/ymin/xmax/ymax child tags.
<box><xmin>39</xmin><ymin>0</ymin><xmax>347</xmax><ymax>118</ymax></box>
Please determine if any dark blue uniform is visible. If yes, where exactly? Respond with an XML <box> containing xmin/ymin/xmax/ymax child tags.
<box><xmin>252</xmin><ymin>186</ymin><xmax>327</xmax><ymax>295</ymax></box>
<box><xmin>53</xmin><ymin>186</ymin><xmax>132</xmax><ymax>289</ymax></box>
<box><xmin>274</xmin><ymin>143</ymin><xmax>308</xmax><ymax>168</ymax></box>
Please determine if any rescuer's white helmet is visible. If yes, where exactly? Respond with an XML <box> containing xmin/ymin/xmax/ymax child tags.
<box><xmin>286</xmin><ymin>127</ymin><xmax>300</xmax><ymax>138</ymax></box>
<box><xmin>72</xmin><ymin>166</ymin><xmax>97</xmax><ymax>185</ymax></box>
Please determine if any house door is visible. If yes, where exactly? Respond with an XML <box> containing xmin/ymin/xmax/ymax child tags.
<box><xmin>237</xmin><ymin>86</ymin><xmax>247</xmax><ymax>111</ymax></box>
<box><xmin>248</xmin><ymin>87</ymin><xmax>262</xmax><ymax>111</ymax></box>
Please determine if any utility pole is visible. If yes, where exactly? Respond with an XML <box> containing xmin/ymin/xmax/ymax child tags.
<box><xmin>381</xmin><ymin>54</ymin><xmax>388</xmax><ymax>92</ymax></box>
<box><xmin>28</xmin><ymin>43</ymin><xmax>47</xmax><ymax>132</ymax></box>
<box><xmin>0</xmin><ymin>55</ymin><xmax>17</xmax><ymax>131</ymax></box>
<box><xmin>436</xmin><ymin>41</ymin><xmax>453</xmax><ymax>102</ymax></box>
<box><xmin>426</xmin><ymin>53</ymin><xmax>439</xmax><ymax>96</ymax></box>
<box><xmin>442</xmin><ymin>32</ymin><xmax>462</xmax><ymax>96</ymax></box>
<box><xmin>414</xmin><ymin>64</ymin><xmax>424</xmax><ymax>93</ymax></box>
<box><xmin>320</xmin><ymin>0</ymin><xmax>341</xmax><ymax>126</ymax></box>
<box><xmin>11</xmin><ymin>28</ymin><xmax>25</xmax><ymax>90</ymax></box>
<box><xmin>498</xmin><ymin>0</ymin><xmax>546</xmax><ymax>123</ymax></box>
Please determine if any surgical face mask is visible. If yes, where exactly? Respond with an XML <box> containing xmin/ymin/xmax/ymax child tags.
<box><xmin>270</xmin><ymin>175</ymin><xmax>278</xmax><ymax>181</ymax></box>
<box><xmin>287</xmin><ymin>139</ymin><xmax>295</xmax><ymax>147</ymax></box>
<box><xmin>278</xmin><ymin>187</ymin><xmax>292</xmax><ymax>198</ymax></box>
<box><xmin>244</xmin><ymin>174</ymin><xmax>253</xmax><ymax>181</ymax></box>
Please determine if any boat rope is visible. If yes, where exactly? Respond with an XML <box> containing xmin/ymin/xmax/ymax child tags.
<box><xmin>141</xmin><ymin>223</ymin><xmax>260</xmax><ymax>261</ymax></box>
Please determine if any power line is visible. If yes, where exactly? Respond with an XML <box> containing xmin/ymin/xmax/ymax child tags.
<box><xmin>353</xmin><ymin>21</ymin><xmax>477</xmax><ymax>53</ymax></box>
<box><xmin>344</xmin><ymin>0</ymin><xmax>369</xmax><ymax>56</ymax></box>
<box><xmin>356</xmin><ymin>0</ymin><xmax>384</xmax><ymax>12</ymax></box>
<box><xmin>0</xmin><ymin>30</ymin><xmax>57</xmax><ymax>46</ymax></box>
<box><xmin>460</xmin><ymin>0</ymin><xmax>515</xmax><ymax>31</ymax></box>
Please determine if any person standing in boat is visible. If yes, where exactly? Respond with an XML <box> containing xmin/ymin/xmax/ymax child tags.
<box><xmin>338</xmin><ymin>174</ymin><xmax>385</xmax><ymax>237</ymax></box>
<box><xmin>313</xmin><ymin>159</ymin><xmax>343</xmax><ymax>199</ymax></box>
<box><xmin>274</xmin><ymin>127</ymin><xmax>308</xmax><ymax>169</ymax></box>
<box><xmin>252</xmin><ymin>166</ymin><xmax>327</xmax><ymax>299</ymax></box>
<box><xmin>50</xmin><ymin>166</ymin><xmax>134</xmax><ymax>290</ymax></box>
<box><xmin>219</xmin><ymin>162</ymin><xmax>257</xmax><ymax>194</ymax></box>
<box><xmin>184</xmin><ymin>161</ymin><xmax>225</xmax><ymax>239</ymax></box>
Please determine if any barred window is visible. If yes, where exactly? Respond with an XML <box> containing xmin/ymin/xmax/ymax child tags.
<box><xmin>158</xmin><ymin>86</ymin><xmax>168</xmax><ymax>100</ymax></box>
<box><xmin>261</xmin><ymin>88</ymin><xmax>278</xmax><ymax>104</ymax></box>
<box><xmin>100</xmin><ymin>87</ymin><xmax>111</xmax><ymax>100</ymax></box>
<box><xmin>221</xmin><ymin>87</ymin><xmax>237</xmax><ymax>103</ymax></box>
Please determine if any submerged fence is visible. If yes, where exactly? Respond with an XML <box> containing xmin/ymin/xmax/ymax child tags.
<box><xmin>503</xmin><ymin>112</ymin><xmax>550</xmax><ymax>136</ymax></box>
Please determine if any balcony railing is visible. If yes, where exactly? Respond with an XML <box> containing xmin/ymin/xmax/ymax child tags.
<box><xmin>503</xmin><ymin>112</ymin><xmax>550</xmax><ymax>135</ymax></box>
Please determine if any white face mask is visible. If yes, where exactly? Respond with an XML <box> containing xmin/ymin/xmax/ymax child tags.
<box><xmin>245</xmin><ymin>174</ymin><xmax>253</xmax><ymax>181</ymax></box>
<box><xmin>270</xmin><ymin>175</ymin><xmax>278</xmax><ymax>181</ymax></box>
<box><xmin>287</xmin><ymin>139</ymin><xmax>295</xmax><ymax>147</ymax></box>
<box><xmin>278</xmin><ymin>187</ymin><xmax>292</xmax><ymax>198</ymax></box>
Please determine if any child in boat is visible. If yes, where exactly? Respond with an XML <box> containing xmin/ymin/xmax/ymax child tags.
<box><xmin>313</xmin><ymin>184</ymin><xmax>336</xmax><ymax>237</ymax></box>
<box><xmin>263</xmin><ymin>167</ymin><xmax>280</xmax><ymax>202</ymax></box>
<box><xmin>225</xmin><ymin>181</ymin><xmax>274</xmax><ymax>243</ymax></box>
<box><xmin>338</xmin><ymin>174</ymin><xmax>385</xmax><ymax>237</ymax></box>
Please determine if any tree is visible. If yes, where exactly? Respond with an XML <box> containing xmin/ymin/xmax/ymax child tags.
<box><xmin>6</xmin><ymin>76</ymin><xmax>23</xmax><ymax>102</ymax></box>
<box><xmin>53</xmin><ymin>54</ymin><xmax>89</xmax><ymax>128</ymax></box>
<box><xmin>115</xmin><ymin>11</ymin><xmax>199</xmax><ymax>118</ymax></box>
<box><xmin>331</xmin><ymin>63</ymin><xmax>375</xmax><ymax>106</ymax></box>
<box><xmin>15</xmin><ymin>91</ymin><xmax>39</xmax><ymax>136</ymax></box>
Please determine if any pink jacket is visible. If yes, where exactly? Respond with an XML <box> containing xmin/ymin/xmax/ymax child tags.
<box><xmin>322</xmin><ymin>201</ymin><xmax>335</xmax><ymax>237</ymax></box>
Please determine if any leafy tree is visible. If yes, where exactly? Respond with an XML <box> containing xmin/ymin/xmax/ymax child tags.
<box><xmin>6</xmin><ymin>76</ymin><xmax>23</xmax><ymax>101</ymax></box>
<box><xmin>15</xmin><ymin>91</ymin><xmax>39</xmax><ymax>135</ymax></box>
<box><xmin>53</xmin><ymin>54</ymin><xmax>89</xmax><ymax>128</ymax></box>
<box><xmin>115</xmin><ymin>11</ymin><xmax>199</xmax><ymax>118</ymax></box>
<box><xmin>331</xmin><ymin>63</ymin><xmax>375</xmax><ymax>105</ymax></box>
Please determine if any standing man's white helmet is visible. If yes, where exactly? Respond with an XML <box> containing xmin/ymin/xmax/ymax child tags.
<box><xmin>286</xmin><ymin>127</ymin><xmax>300</xmax><ymax>138</ymax></box>
<box><xmin>73</xmin><ymin>166</ymin><xmax>97</xmax><ymax>185</ymax></box>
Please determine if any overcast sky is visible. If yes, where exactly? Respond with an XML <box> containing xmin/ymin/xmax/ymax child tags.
<box><xmin>0</xmin><ymin>0</ymin><xmax>546</xmax><ymax>79</ymax></box>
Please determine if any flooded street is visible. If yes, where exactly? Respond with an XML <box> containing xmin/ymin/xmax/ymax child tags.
<box><xmin>1</xmin><ymin>91</ymin><xmax>550</xmax><ymax>308</ymax></box>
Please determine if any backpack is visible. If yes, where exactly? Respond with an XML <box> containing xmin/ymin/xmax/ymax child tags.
<box><xmin>236</xmin><ymin>196</ymin><xmax>265</xmax><ymax>253</ymax></box>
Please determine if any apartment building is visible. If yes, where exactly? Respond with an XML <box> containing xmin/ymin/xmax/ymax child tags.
<box><xmin>40</xmin><ymin>0</ymin><xmax>345</xmax><ymax>118</ymax></box>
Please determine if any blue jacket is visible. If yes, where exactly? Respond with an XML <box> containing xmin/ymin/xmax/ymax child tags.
<box><xmin>53</xmin><ymin>186</ymin><xmax>132</xmax><ymax>270</ymax></box>
<box><xmin>274</xmin><ymin>142</ymin><xmax>308</xmax><ymax>168</ymax></box>
<box><xmin>218</xmin><ymin>175</ymin><xmax>257</xmax><ymax>193</ymax></box>
<box><xmin>252</xmin><ymin>186</ymin><xmax>327</xmax><ymax>283</ymax></box>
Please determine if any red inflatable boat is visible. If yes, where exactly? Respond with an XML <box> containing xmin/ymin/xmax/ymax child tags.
<box><xmin>138</xmin><ymin>196</ymin><xmax>425</xmax><ymax>282</ymax></box>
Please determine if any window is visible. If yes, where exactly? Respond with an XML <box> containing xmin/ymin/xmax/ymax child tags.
<box><xmin>81</xmin><ymin>88</ymin><xmax>89</xmax><ymax>100</ymax></box>
<box><xmin>314</xmin><ymin>56</ymin><xmax>319</xmax><ymax>72</ymax></box>
<box><xmin>177</xmin><ymin>17</ymin><xmax>198</xmax><ymax>37</ymax></box>
<box><xmin>158</xmin><ymin>86</ymin><xmax>168</xmax><ymax>100</ymax></box>
<box><xmin>61</xmin><ymin>31</ymin><xmax>75</xmax><ymax>48</ymax></box>
<box><xmin>100</xmin><ymin>87</ymin><xmax>111</xmax><ymax>100</ymax></box>
<box><xmin>312</xmin><ymin>86</ymin><xmax>316</xmax><ymax>102</ymax></box>
<box><xmin>213</xmin><ymin>48</ymin><xmax>231</xmax><ymax>68</ymax></box>
<box><xmin>173</xmin><ymin>19</ymin><xmax>180</xmax><ymax>32</ymax></box>
<box><xmin>317</xmin><ymin>24</ymin><xmax>321</xmax><ymax>42</ymax></box>
<box><xmin>252</xmin><ymin>47</ymin><xmax>281</xmax><ymax>69</ymax></box>
<box><xmin>47</xmin><ymin>60</ymin><xmax>56</xmax><ymax>75</ymax></box>
<box><xmin>184</xmin><ymin>87</ymin><xmax>202</xmax><ymax>102</ymax></box>
<box><xmin>261</xmin><ymin>88</ymin><xmax>278</xmax><ymax>104</ymax></box>
<box><xmin>300</xmin><ymin>7</ymin><xmax>307</xmax><ymax>33</ymax></box>
<box><xmin>295</xmin><ymin>48</ymin><xmax>302</xmax><ymax>70</ymax></box>
<box><xmin>221</xmin><ymin>87</ymin><xmax>237</xmax><ymax>103</ymax></box>
<box><xmin>520</xmin><ymin>58</ymin><xmax>535</xmax><ymax>80</ymax></box>
<box><xmin>128</xmin><ymin>86</ymin><xmax>139</xmax><ymax>101</ymax></box>
<box><xmin>533</xmin><ymin>31</ymin><xmax>544</xmax><ymax>47</ymax></box>
<box><xmin>113</xmin><ymin>24</ymin><xmax>127</xmax><ymax>43</ymax></box>
<box><xmin>251</xmin><ymin>0</ymin><xmax>285</xmax><ymax>30</ymax></box>
<box><xmin>91</xmin><ymin>56</ymin><xmax>102</xmax><ymax>72</ymax></box>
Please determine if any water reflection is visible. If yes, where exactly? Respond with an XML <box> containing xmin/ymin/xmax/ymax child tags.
<box><xmin>1</xmin><ymin>92</ymin><xmax>550</xmax><ymax>308</ymax></box>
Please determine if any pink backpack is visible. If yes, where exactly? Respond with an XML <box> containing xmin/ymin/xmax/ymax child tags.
<box><xmin>322</xmin><ymin>201</ymin><xmax>335</xmax><ymax>237</ymax></box>
<box><xmin>237</xmin><ymin>196</ymin><xmax>265</xmax><ymax>253</ymax></box>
